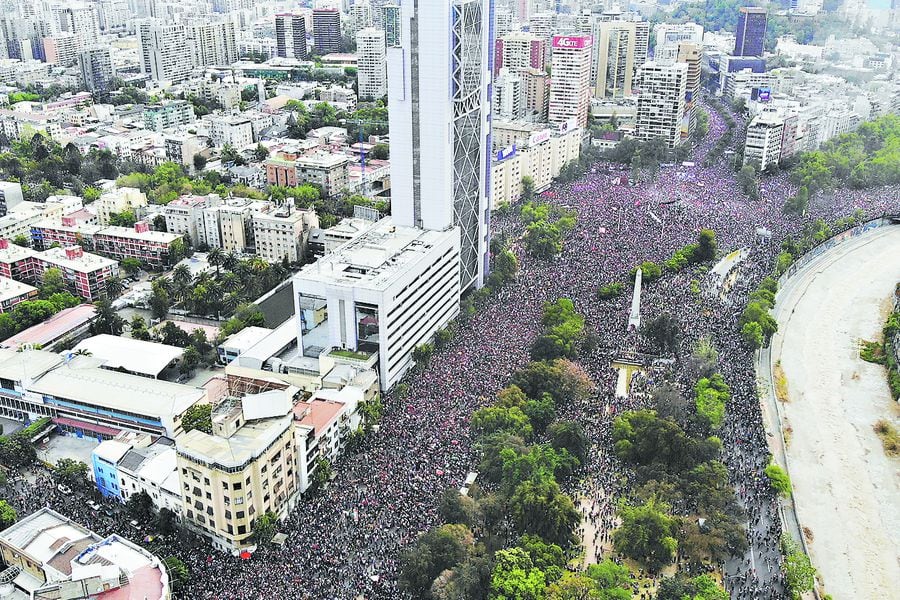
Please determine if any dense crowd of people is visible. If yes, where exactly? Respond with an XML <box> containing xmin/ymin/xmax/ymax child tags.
<box><xmin>7</xmin><ymin>99</ymin><xmax>900</xmax><ymax>600</ymax></box>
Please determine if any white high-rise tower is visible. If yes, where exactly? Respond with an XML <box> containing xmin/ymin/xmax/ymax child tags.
<box><xmin>387</xmin><ymin>0</ymin><xmax>492</xmax><ymax>290</ymax></box>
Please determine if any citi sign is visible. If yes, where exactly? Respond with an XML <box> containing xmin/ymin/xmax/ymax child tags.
<box><xmin>552</xmin><ymin>36</ymin><xmax>591</xmax><ymax>49</ymax></box>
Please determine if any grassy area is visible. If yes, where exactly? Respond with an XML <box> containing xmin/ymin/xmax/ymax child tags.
<box><xmin>873</xmin><ymin>419</ymin><xmax>900</xmax><ymax>457</ymax></box>
<box><xmin>329</xmin><ymin>348</ymin><xmax>372</xmax><ymax>361</ymax></box>
<box><xmin>774</xmin><ymin>360</ymin><xmax>790</xmax><ymax>402</ymax></box>
<box><xmin>860</xmin><ymin>340</ymin><xmax>886</xmax><ymax>364</ymax></box>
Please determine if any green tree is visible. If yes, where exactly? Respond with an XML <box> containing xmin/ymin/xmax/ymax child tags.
<box><xmin>400</xmin><ymin>524</ymin><xmax>474</xmax><ymax>596</ymax></box>
<box><xmin>642</xmin><ymin>312</ymin><xmax>680</xmax><ymax>355</ymax></box>
<box><xmin>612</xmin><ymin>498</ymin><xmax>679</xmax><ymax>572</ymax></box>
<box><xmin>741</xmin><ymin>321</ymin><xmax>764</xmax><ymax>349</ymax></box>
<box><xmin>39</xmin><ymin>268</ymin><xmax>67</xmax><ymax>298</ymax></box>
<box><xmin>163</xmin><ymin>556</ymin><xmax>189</xmax><ymax>592</ymax></box>
<box><xmin>252</xmin><ymin>510</ymin><xmax>279</xmax><ymax>545</ymax></box>
<box><xmin>0</xmin><ymin>435</ymin><xmax>36</xmax><ymax>468</ymax></box>
<box><xmin>586</xmin><ymin>559</ymin><xmax>633</xmax><ymax>600</ymax></box>
<box><xmin>90</xmin><ymin>299</ymin><xmax>124</xmax><ymax>335</ymax></box>
<box><xmin>548</xmin><ymin>421</ymin><xmax>588</xmax><ymax>465</ymax></box>
<box><xmin>525</xmin><ymin>220</ymin><xmax>562</xmax><ymax>258</ymax></box>
<box><xmin>471</xmin><ymin>405</ymin><xmax>533</xmax><ymax>439</ymax></box>
<box><xmin>765</xmin><ymin>461</ymin><xmax>792</xmax><ymax>497</ymax></box>
<box><xmin>11</xmin><ymin>234</ymin><xmax>29</xmax><ymax>248</ymax></box>
<box><xmin>180</xmin><ymin>404</ymin><xmax>212</xmax><ymax>434</ymax></box>
<box><xmin>149</xmin><ymin>280</ymin><xmax>170</xmax><ymax>319</ymax></box>
<box><xmin>694</xmin><ymin>229</ymin><xmax>718</xmax><ymax>262</ymax></box>
<box><xmin>126</xmin><ymin>490</ymin><xmax>154</xmax><ymax>522</ymax></box>
<box><xmin>0</xmin><ymin>499</ymin><xmax>17</xmax><ymax>531</ymax></box>
<box><xmin>509</xmin><ymin>477</ymin><xmax>579</xmax><ymax>547</ymax></box>
<box><xmin>489</xmin><ymin>547</ymin><xmax>547</xmax><ymax>600</ymax></box>
<box><xmin>53</xmin><ymin>458</ymin><xmax>89</xmax><ymax>491</ymax></box>
<box><xmin>157</xmin><ymin>507</ymin><xmax>177</xmax><ymax>536</ymax></box>
<box><xmin>694</xmin><ymin>373</ymin><xmax>730</xmax><ymax>430</ymax></box>
<box><xmin>521</xmin><ymin>176</ymin><xmax>536</xmax><ymax>202</ymax></box>
<box><xmin>371</xmin><ymin>143</ymin><xmax>389</xmax><ymax>160</ymax></box>
<box><xmin>121</xmin><ymin>257</ymin><xmax>142</xmax><ymax>278</ymax></box>
<box><xmin>738</xmin><ymin>164</ymin><xmax>759</xmax><ymax>200</ymax></box>
<box><xmin>597</xmin><ymin>282</ymin><xmax>624</xmax><ymax>299</ymax></box>
<box><xmin>511</xmin><ymin>359</ymin><xmax>593</xmax><ymax>406</ymax></box>
<box><xmin>781</xmin><ymin>534</ymin><xmax>817</xmax><ymax>599</ymax></box>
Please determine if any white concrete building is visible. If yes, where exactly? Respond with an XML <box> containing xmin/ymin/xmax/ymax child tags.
<box><xmin>292</xmin><ymin>218</ymin><xmax>460</xmax><ymax>390</ymax></box>
<box><xmin>635</xmin><ymin>60</ymin><xmax>687</xmax><ymax>148</ymax></box>
<box><xmin>744</xmin><ymin>111</ymin><xmax>786</xmax><ymax>171</ymax></box>
<box><xmin>548</xmin><ymin>34</ymin><xmax>593</xmax><ymax>128</ymax></box>
<box><xmin>209</xmin><ymin>115</ymin><xmax>254</xmax><ymax>150</ymax></box>
<box><xmin>356</xmin><ymin>28</ymin><xmax>386</xmax><ymax>100</ymax></box>
<box><xmin>493</xmin><ymin>68</ymin><xmax>524</xmax><ymax>121</ymax></box>
<box><xmin>252</xmin><ymin>204</ymin><xmax>319</xmax><ymax>264</ymax></box>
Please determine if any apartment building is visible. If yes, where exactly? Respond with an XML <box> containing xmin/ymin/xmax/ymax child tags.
<box><xmin>548</xmin><ymin>35</ymin><xmax>593</xmax><ymax>128</ymax></box>
<box><xmin>494</xmin><ymin>31</ymin><xmax>546</xmax><ymax>74</ymax></box>
<box><xmin>176</xmin><ymin>390</ymin><xmax>300</xmax><ymax>551</ymax></box>
<box><xmin>635</xmin><ymin>61</ymin><xmax>688</xmax><ymax>148</ymax></box>
<box><xmin>164</xmin><ymin>194</ymin><xmax>223</xmax><ymax>245</ymax></box>
<box><xmin>252</xmin><ymin>204</ymin><xmax>319</xmax><ymax>264</ymax></box>
<box><xmin>265</xmin><ymin>152</ymin><xmax>350</xmax><ymax>198</ymax></box>
<box><xmin>744</xmin><ymin>111</ymin><xmax>787</xmax><ymax>171</ymax></box>
<box><xmin>93</xmin><ymin>222</ymin><xmax>183</xmax><ymax>268</ymax></box>
<box><xmin>0</xmin><ymin>276</ymin><xmax>37</xmax><ymax>312</ymax></box>
<box><xmin>0</xmin><ymin>240</ymin><xmax>118</xmax><ymax>302</ymax></box>
<box><xmin>356</xmin><ymin>28</ymin><xmax>387</xmax><ymax>100</ymax></box>
<box><xmin>95</xmin><ymin>187</ymin><xmax>148</xmax><ymax>226</ymax></box>
<box><xmin>143</xmin><ymin>100</ymin><xmax>196</xmax><ymax>132</ymax></box>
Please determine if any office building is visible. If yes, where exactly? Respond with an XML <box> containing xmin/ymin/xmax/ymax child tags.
<box><xmin>678</xmin><ymin>42</ymin><xmax>702</xmax><ymax>137</ymax></box>
<box><xmin>356</xmin><ymin>27</ymin><xmax>387</xmax><ymax>100</ymax></box>
<box><xmin>275</xmin><ymin>13</ymin><xmax>307</xmax><ymax>60</ymax></box>
<box><xmin>78</xmin><ymin>47</ymin><xmax>114</xmax><ymax>93</ymax></box>
<box><xmin>0</xmin><ymin>507</ymin><xmax>171</xmax><ymax>600</ymax></box>
<box><xmin>313</xmin><ymin>8</ymin><xmax>342</xmax><ymax>55</ymax></box>
<box><xmin>654</xmin><ymin>22</ymin><xmax>704</xmax><ymax>62</ymax></box>
<box><xmin>138</xmin><ymin>20</ymin><xmax>194</xmax><ymax>83</ymax></box>
<box><xmin>176</xmin><ymin>390</ymin><xmax>300</xmax><ymax>551</ymax></box>
<box><xmin>592</xmin><ymin>21</ymin><xmax>638</xmax><ymax>98</ymax></box>
<box><xmin>634</xmin><ymin>61</ymin><xmax>688</xmax><ymax>148</ymax></box>
<box><xmin>387</xmin><ymin>0</ymin><xmax>491</xmax><ymax>290</ymax></box>
<box><xmin>292</xmin><ymin>219</ymin><xmax>461</xmax><ymax>390</ymax></box>
<box><xmin>548</xmin><ymin>35</ymin><xmax>593</xmax><ymax>128</ymax></box>
<box><xmin>734</xmin><ymin>7</ymin><xmax>767</xmax><ymax>57</ymax></box>
<box><xmin>382</xmin><ymin>4</ymin><xmax>401</xmax><ymax>47</ymax></box>
<box><xmin>494</xmin><ymin>31</ymin><xmax>545</xmax><ymax>75</ymax></box>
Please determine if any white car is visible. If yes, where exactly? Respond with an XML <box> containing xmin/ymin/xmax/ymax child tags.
<box><xmin>87</xmin><ymin>501</ymin><xmax>101</xmax><ymax>511</ymax></box>
<box><xmin>57</xmin><ymin>484</ymin><xmax>72</xmax><ymax>495</ymax></box>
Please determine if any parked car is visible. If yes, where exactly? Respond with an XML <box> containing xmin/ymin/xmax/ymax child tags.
<box><xmin>57</xmin><ymin>484</ymin><xmax>72</xmax><ymax>495</ymax></box>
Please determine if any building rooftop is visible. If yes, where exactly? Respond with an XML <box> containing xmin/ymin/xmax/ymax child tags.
<box><xmin>0</xmin><ymin>243</ymin><xmax>39</xmax><ymax>263</ymax></box>
<box><xmin>221</xmin><ymin>326</ymin><xmax>272</xmax><ymax>351</ymax></box>
<box><xmin>3</xmin><ymin>508</ymin><xmax>169</xmax><ymax>600</ymax></box>
<box><xmin>177</xmin><ymin>414</ymin><xmax>292</xmax><ymax>470</ymax></box>
<box><xmin>93</xmin><ymin>439</ymin><xmax>133</xmax><ymax>465</ymax></box>
<box><xmin>28</xmin><ymin>361</ymin><xmax>204</xmax><ymax>422</ymax></box>
<box><xmin>40</xmin><ymin>246</ymin><xmax>117</xmax><ymax>273</ymax></box>
<box><xmin>71</xmin><ymin>334</ymin><xmax>184</xmax><ymax>378</ymax></box>
<box><xmin>0</xmin><ymin>304</ymin><xmax>97</xmax><ymax>350</ymax></box>
<box><xmin>295</xmin><ymin>217</ymin><xmax>458</xmax><ymax>292</ymax></box>
<box><xmin>98</xmin><ymin>225</ymin><xmax>181</xmax><ymax>243</ymax></box>
<box><xmin>0</xmin><ymin>275</ymin><xmax>36</xmax><ymax>302</ymax></box>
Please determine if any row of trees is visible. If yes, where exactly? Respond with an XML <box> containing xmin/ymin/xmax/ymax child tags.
<box><xmin>739</xmin><ymin>276</ymin><xmax>779</xmax><ymax>350</ymax></box>
<box><xmin>149</xmin><ymin>256</ymin><xmax>284</xmax><ymax>320</ymax></box>
<box><xmin>400</xmin><ymin>358</ymin><xmax>596</xmax><ymax>599</ymax></box>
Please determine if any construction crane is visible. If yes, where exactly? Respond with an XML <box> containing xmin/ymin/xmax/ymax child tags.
<box><xmin>341</xmin><ymin>117</ymin><xmax>389</xmax><ymax>196</ymax></box>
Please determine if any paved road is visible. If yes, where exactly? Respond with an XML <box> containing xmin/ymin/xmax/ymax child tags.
<box><xmin>767</xmin><ymin>226</ymin><xmax>900</xmax><ymax>600</ymax></box>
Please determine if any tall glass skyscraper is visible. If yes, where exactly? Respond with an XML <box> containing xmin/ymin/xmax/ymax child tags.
<box><xmin>733</xmin><ymin>7</ymin><xmax>767</xmax><ymax>57</ymax></box>
<box><xmin>386</xmin><ymin>0</ymin><xmax>492</xmax><ymax>291</ymax></box>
